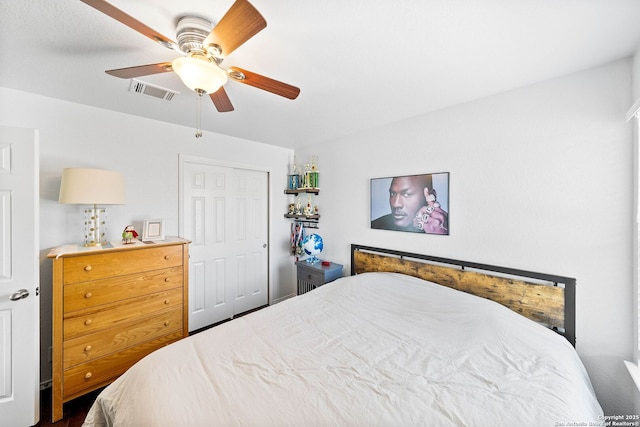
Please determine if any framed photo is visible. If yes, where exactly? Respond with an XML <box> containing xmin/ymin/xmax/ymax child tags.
<box><xmin>370</xmin><ymin>172</ymin><xmax>449</xmax><ymax>235</ymax></box>
<box><xmin>142</xmin><ymin>219</ymin><xmax>165</xmax><ymax>241</ymax></box>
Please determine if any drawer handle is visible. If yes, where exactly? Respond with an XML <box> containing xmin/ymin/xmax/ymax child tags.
<box><xmin>164</xmin><ymin>277</ymin><xmax>170</xmax><ymax>282</ymax></box>
<box><xmin>84</xmin><ymin>372</ymin><xmax>92</xmax><ymax>380</ymax></box>
<box><xmin>84</xmin><ymin>345</ymin><xmax>92</xmax><ymax>352</ymax></box>
<box><xmin>164</xmin><ymin>255</ymin><xmax>170</xmax><ymax>260</ymax></box>
<box><xmin>164</xmin><ymin>299</ymin><xmax>170</xmax><ymax>305</ymax></box>
<box><xmin>164</xmin><ymin>320</ymin><xmax>170</xmax><ymax>326</ymax></box>
<box><xmin>84</xmin><ymin>319</ymin><xmax>92</xmax><ymax>326</ymax></box>
<box><xmin>84</xmin><ymin>265</ymin><xmax>92</xmax><ymax>272</ymax></box>
<box><xmin>84</xmin><ymin>292</ymin><xmax>92</xmax><ymax>299</ymax></box>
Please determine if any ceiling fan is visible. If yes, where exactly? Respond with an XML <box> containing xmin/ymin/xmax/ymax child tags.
<box><xmin>80</xmin><ymin>0</ymin><xmax>300</xmax><ymax>116</ymax></box>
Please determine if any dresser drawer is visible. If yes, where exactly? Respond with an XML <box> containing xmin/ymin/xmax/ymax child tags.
<box><xmin>62</xmin><ymin>330</ymin><xmax>183</xmax><ymax>399</ymax></box>
<box><xmin>63</xmin><ymin>307</ymin><xmax>183</xmax><ymax>369</ymax></box>
<box><xmin>63</xmin><ymin>287</ymin><xmax>183</xmax><ymax>340</ymax></box>
<box><xmin>296</xmin><ymin>261</ymin><xmax>343</xmax><ymax>295</ymax></box>
<box><xmin>297</xmin><ymin>267</ymin><xmax>324</xmax><ymax>285</ymax></box>
<box><xmin>63</xmin><ymin>266</ymin><xmax>183</xmax><ymax>313</ymax></box>
<box><xmin>62</xmin><ymin>245</ymin><xmax>184</xmax><ymax>284</ymax></box>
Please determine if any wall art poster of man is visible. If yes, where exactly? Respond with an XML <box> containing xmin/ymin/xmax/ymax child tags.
<box><xmin>370</xmin><ymin>172</ymin><xmax>449</xmax><ymax>235</ymax></box>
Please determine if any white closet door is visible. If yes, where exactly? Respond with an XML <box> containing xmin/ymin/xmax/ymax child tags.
<box><xmin>232</xmin><ymin>168</ymin><xmax>268</xmax><ymax>315</ymax></box>
<box><xmin>182</xmin><ymin>158</ymin><xmax>268</xmax><ymax>331</ymax></box>
<box><xmin>0</xmin><ymin>127</ymin><xmax>39</xmax><ymax>426</ymax></box>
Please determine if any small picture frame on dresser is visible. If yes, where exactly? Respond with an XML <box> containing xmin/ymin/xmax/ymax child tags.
<box><xmin>142</xmin><ymin>219</ymin><xmax>165</xmax><ymax>242</ymax></box>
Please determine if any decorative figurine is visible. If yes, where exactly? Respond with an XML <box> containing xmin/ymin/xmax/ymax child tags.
<box><xmin>288</xmin><ymin>203</ymin><xmax>296</xmax><ymax>215</ymax></box>
<box><xmin>122</xmin><ymin>225</ymin><xmax>138</xmax><ymax>244</ymax></box>
<box><xmin>288</xmin><ymin>163</ymin><xmax>300</xmax><ymax>190</ymax></box>
<box><xmin>302</xmin><ymin>162</ymin><xmax>311</xmax><ymax>189</ymax></box>
<box><xmin>295</xmin><ymin>196</ymin><xmax>303</xmax><ymax>215</ymax></box>
<box><xmin>304</xmin><ymin>194</ymin><xmax>313</xmax><ymax>216</ymax></box>
<box><xmin>310</xmin><ymin>155</ymin><xmax>319</xmax><ymax>188</ymax></box>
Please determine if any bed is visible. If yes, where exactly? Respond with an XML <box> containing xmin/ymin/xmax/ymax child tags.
<box><xmin>83</xmin><ymin>244</ymin><xmax>602</xmax><ymax>426</ymax></box>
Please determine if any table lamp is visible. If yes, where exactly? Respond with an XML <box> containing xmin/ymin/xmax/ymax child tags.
<box><xmin>58</xmin><ymin>168</ymin><xmax>125</xmax><ymax>246</ymax></box>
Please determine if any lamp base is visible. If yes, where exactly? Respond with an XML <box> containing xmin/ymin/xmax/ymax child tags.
<box><xmin>84</xmin><ymin>205</ymin><xmax>108</xmax><ymax>247</ymax></box>
<box><xmin>83</xmin><ymin>241</ymin><xmax>105</xmax><ymax>248</ymax></box>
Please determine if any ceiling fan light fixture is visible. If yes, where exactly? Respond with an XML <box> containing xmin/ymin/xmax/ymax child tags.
<box><xmin>171</xmin><ymin>55</ymin><xmax>228</xmax><ymax>94</ymax></box>
<box><xmin>88</xmin><ymin>0</ymin><xmax>299</xmax><ymax>115</ymax></box>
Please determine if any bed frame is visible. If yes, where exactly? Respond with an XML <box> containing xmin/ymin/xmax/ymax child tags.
<box><xmin>350</xmin><ymin>244</ymin><xmax>576</xmax><ymax>346</ymax></box>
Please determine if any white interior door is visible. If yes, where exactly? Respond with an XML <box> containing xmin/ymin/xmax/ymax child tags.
<box><xmin>0</xmin><ymin>127</ymin><xmax>40</xmax><ymax>426</ymax></box>
<box><xmin>181</xmin><ymin>158</ymin><xmax>268</xmax><ymax>331</ymax></box>
<box><xmin>231</xmin><ymin>168</ymin><xmax>269</xmax><ymax>315</ymax></box>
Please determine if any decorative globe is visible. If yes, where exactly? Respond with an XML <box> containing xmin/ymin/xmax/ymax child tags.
<box><xmin>302</xmin><ymin>233</ymin><xmax>323</xmax><ymax>263</ymax></box>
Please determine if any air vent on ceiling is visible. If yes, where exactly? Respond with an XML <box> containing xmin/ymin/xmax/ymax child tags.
<box><xmin>128</xmin><ymin>79</ymin><xmax>179</xmax><ymax>102</ymax></box>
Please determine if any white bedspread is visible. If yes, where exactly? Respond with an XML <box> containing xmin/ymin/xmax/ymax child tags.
<box><xmin>83</xmin><ymin>272</ymin><xmax>602</xmax><ymax>427</ymax></box>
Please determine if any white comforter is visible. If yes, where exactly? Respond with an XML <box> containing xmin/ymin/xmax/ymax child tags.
<box><xmin>83</xmin><ymin>272</ymin><xmax>602</xmax><ymax>427</ymax></box>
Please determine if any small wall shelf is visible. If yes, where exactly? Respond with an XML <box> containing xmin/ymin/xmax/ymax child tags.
<box><xmin>285</xmin><ymin>213</ymin><xmax>320</xmax><ymax>221</ymax></box>
<box><xmin>285</xmin><ymin>188</ymin><xmax>320</xmax><ymax>223</ymax></box>
<box><xmin>285</xmin><ymin>189</ymin><xmax>319</xmax><ymax>195</ymax></box>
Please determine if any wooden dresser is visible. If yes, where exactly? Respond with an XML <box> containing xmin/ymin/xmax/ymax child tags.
<box><xmin>48</xmin><ymin>237</ymin><xmax>190</xmax><ymax>422</ymax></box>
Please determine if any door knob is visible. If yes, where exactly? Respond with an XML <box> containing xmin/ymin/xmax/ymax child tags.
<box><xmin>10</xmin><ymin>289</ymin><xmax>29</xmax><ymax>301</ymax></box>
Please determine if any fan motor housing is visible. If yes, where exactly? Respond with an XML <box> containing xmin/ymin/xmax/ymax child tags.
<box><xmin>176</xmin><ymin>15</ymin><xmax>215</xmax><ymax>55</ymax></box>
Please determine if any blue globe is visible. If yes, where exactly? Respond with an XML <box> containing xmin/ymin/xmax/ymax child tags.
<box><xmin>302</xmin><ymin>233</ymin><xmax>323</xmax><ymax>263</ymax></box>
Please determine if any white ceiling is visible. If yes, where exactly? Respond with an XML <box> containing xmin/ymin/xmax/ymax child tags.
<box><xmin>2</xmin><ymin>0</ymin><xmax>640</xmax><ymax>149</ymax></box>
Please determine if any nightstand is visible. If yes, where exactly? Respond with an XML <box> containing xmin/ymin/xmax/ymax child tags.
<box><xmin>296</xmin><ymin>261</ymin><xmax>343</xmax><ymax>295</ymax></box>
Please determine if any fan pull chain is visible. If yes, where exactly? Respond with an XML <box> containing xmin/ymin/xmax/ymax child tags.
<box><xmin>195</xmin><ymin>90</ymin><xmax>203</xmax><ymax>138</ymax></box>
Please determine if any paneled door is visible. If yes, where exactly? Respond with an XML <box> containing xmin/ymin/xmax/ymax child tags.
<box><xmin>0</xmin><ymin>127</ymin><xmax>40</xmax><ymax>426</ymax></box>
<box><xmin>181</xmin><ymin>157</ymin><xmax>269</xmax><ymax>331</ymax></box>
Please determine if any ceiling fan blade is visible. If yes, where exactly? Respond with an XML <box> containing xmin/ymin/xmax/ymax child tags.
<box><xmin>228</xmin><ymin>67</ymin><xmax>300</xmax><ymax>100</ymax></box>
<box><xmin>80</xmin><ymin>0</ymin><xmax>177</xmax><ymax>50</ymax></box>
<box><xmin>203</xmin><ymin>0</ymin><xmax>267</xmax><ymax>58</ymax></box>
<box><xmin>209</xmin><ymin>87</ymin><xmax>235</xmax><ymax>112</ymax></box>
<box><xmin>106</xmin><ymin>62</ymin><xmax>173</xmax><ymax>79</ymax></box>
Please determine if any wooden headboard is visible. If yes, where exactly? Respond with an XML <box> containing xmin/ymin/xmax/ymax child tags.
<box><xmin>350</xmin><ymin>244</ymin><xmax>576</xmax><ymax>346</ymax></box>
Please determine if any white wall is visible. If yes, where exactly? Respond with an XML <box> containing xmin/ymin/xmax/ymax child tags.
<box><xmin>296</xmin><ymin>58</ymin><xmax>635</xmax><ymax>415</ymax></box>
<box><xmin>630</xmin><ymin>43</ymin><xmax>640</xmax><ymax>417</ymax></box>
<box><xmin>0</xmin><ymin>87</ymin><xmax>297</xmax><ymax>384</ymax></box>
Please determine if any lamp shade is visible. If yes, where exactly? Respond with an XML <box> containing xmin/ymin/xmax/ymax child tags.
<box><xmin>58</xmin><ymin>168</ymin><xmax>125</xmax><ymax>205</ymax></box>
<box><xmin>172</xmin><ymin>55</ymin><xmax>228</xmax><ymax>93</ymax></box>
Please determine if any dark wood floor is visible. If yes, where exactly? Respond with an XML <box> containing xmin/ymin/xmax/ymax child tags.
<box><xmin>34</xmin><ymin>387</ymin><xmax>102</xmax><ymax>427</ymax></box>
